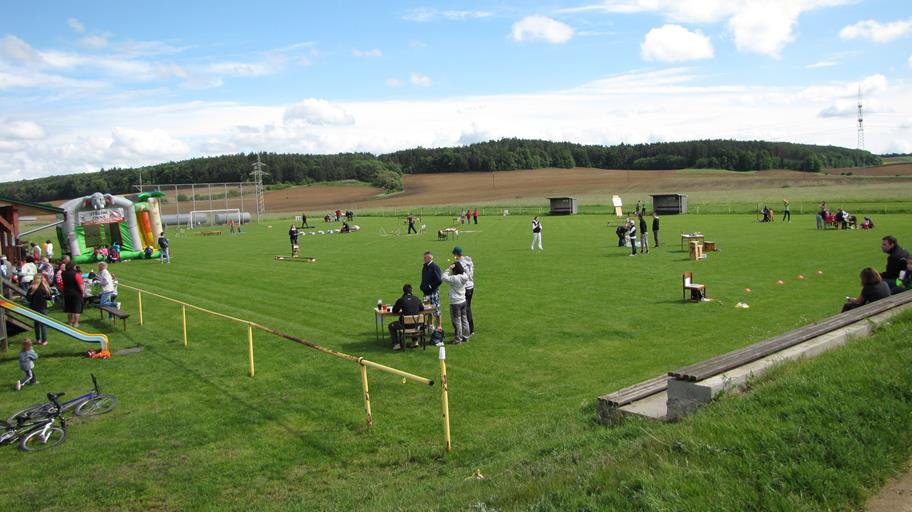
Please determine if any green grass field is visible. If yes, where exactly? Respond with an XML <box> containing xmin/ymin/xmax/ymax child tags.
<box><xmin>1</xmin><ymin>213</ymin><xmax>911</xmax><ymax>510</ymax></box>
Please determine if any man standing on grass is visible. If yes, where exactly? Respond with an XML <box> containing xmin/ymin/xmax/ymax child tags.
<box><xmin>782</xmin><ymin>199</ymin><xmax>791</xmax><ymax>223</ymax></box>
<box><xmin>628</xmin><ymin>220</ymin><xmax>637</xmax><ymax>256</ymax></box>
<box><xmin>881</xmin><ymin>236</ymin><xmax>910</xmax><ymax>282</ymax></box>
<box><xmin>453</xmin><ymin>246</ymin><xmax>475</xmax><ymax>335</ymax></box>
<box><xmin>407</xmin><ymin>215</ymin><xmax>418</xmax><ymax>235</ymax></box>
<box><xmin>652</xmin><ymin>212</ymin><xmax>660</xmax><ymax>247</ymax></box>
<box><xmin>158</xmin><ymin>232</ymin><xmax>171</xmax><ymax>264</ymax></box>
<box><xmin>638</xmin><ymin>213</ymin><xmax>649</xmax><ymax>254</ymax></box>
<box><xmin>420</xmin><ymin>251</ymin><xmax>443</xmax><ymax>328</ymax></box>
<box><xmin>473</xmin><ymin>208</ymin><xmax>478</xmax><ymax>224</ymax></box>
<box><xmin>531</xmin><ymin>217</ymin><xmax>543</xmax><ymax>251</ymax></box>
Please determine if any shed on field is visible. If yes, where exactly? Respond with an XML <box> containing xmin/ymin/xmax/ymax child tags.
<box><xmin>650</xmin><ymin>194</ymin><xmax>688</xmax><ymax>214</ymax></box>
<box><xmin>548</xmin><ymin>197</ymin><xmax>578</xmax><ymax>215</ymax></box>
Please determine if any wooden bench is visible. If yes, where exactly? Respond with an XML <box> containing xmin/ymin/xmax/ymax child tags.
<box><xmin>669</xmin><ymin>291</ymin><xmax>912</xmax><ymax>382</ymax></box>
<box><xmin>97</xmin><ymin>304</ymin><xmax>129</xmax><ymax>331</ymax></box>
<box><xmin>598</xmin><ymin>291</ymin><xmax>912</xmax><ymax>422</ymax></box>
<box><xmin>599</xmin><ymin>374</ymin><xmax>671</xmax><ymax>408</ymax></box>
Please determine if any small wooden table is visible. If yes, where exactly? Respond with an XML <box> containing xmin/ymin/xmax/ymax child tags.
<box><xmin>703</xmin><ymin>241</ymin><xmax>717</xmax><ymax>252</ymax></box>
<box><xmin>681</xmin><ymin>233</ymin><xmax>705</xmax><ymax>250</ymax></box>
<box><xmin>374</xmin><ymin>305</ymin><xmax>434</xmax><ymax>341</ymax></box>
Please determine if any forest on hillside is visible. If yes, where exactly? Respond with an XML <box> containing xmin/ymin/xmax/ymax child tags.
<box><xmin>0</xmin><ymin>139</ymin><xmax>880</xmax><ymax>203</ymax></box>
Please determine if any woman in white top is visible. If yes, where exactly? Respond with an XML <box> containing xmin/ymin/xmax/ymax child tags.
<box><xmin>441</xmin><ymin>261</ymin><xmax>470</xmax><ymax>344</ymax></box>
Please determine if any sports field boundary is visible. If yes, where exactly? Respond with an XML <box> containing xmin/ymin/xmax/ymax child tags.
<box><xmin>118</xmin><ymin>282</ymin><xmax>453</xmax><ymax>452</ymax></box>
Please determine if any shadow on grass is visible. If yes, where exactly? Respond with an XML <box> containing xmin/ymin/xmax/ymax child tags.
<box><xmin>144</xmin><ymin>344</ymin><xmax>344</xmax><ymax>456</ymax></box>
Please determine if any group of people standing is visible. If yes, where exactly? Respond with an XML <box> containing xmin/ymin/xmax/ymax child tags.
<box><xmin>615</xmin><ymin>211</ymin><xmax>660</xmax><ymax>255</ymax></box>
<box><xmin>460</xmin><ymin>208</ymin><xmax>478</xmax><ymax>225</ymax></box>
<box><xmin>387</xmin><ymin>247</ymin><xmax>476</xmax><ymax>350</ymax></box>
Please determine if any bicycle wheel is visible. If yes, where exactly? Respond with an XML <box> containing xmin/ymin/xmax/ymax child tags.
<box><xmin>74</xmin><ymin>394</ymin><xmax>117</xmax><ymax>417</ymax></box>
<box><xmin>19</xmin><ymin>426</ymin><xmax>66</xmax><ymax>452</ymax></box>
<box><xmin>6</xmin><ymin>403</ymin><xmax>55</xmax><ymax>425</ymax></box>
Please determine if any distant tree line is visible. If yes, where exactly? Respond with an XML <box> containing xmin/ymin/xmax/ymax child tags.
<box><xmin>0</xmin><ymin>139</ymin><xmax>881</xmax><ymax>203</ymax></box>
<box><xmin>381</xmin><ymin>139</ymin><xmax>880</xmax><ymax>174</ymax></box>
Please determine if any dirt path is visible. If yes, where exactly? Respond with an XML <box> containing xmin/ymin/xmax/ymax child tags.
<box><xmin>868</xmin><ymin>466</ymin><xmax>912</xmax><ymax>511</ymax></box>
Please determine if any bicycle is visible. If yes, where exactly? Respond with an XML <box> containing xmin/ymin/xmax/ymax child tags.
<box><xmin>1</xmin><ymin>392</ymin><xmax>67</xmax><ymax>452</ymax></box>
<box><xmin>6</xmin><ymin>374</ymin><xmax>116</xmax><ymax>424</ymax></box>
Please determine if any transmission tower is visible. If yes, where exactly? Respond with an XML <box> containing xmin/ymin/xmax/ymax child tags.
<box><xmin>250</xmin><ymin>153</ymin><xmax>268</xmax><ymax>223</ymax></box>
<box><xmin>856</xmin><ymin>85</ymin><xmax>865</xmax><ymax>160</ymax></box>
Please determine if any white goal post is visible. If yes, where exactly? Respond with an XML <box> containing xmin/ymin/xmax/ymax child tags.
<box><xmin>189</xmin><ymin>208</ymin><xmax>242</xmax><ymax>228</ymax></box>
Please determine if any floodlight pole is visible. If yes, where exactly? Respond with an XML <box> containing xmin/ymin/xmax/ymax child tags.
<box><xmin>250</xmin><ymin>153</ymin><xmax>268</xmax><ymax>224</ymax></box>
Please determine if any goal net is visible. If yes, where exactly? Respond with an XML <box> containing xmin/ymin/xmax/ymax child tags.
<box><xmin>189</xmin><ymin>209</ymin><xmax>241</xmax><ymax>228</ymax></box>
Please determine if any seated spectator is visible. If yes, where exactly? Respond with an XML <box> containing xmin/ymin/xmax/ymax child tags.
<box><xmin>881</xmin><ymin>236</ymin><xmax>910</xmax><ymax>282</ymax></box>
<box><xmin>889</xmin><ymin>259</ymin><xmax>912</xmax><ymax>294</ymax></box>
<box><xmin>388</xmin><ymin>284</ymin><xmax>425</xmax><ymax>351</ymax></box>
<box><xmin>861</xmin><ymin>216</ymin><xmax>875</xmax><ymax>230</ymax></box>
<box><xmin>842</xmin><ymin>267</ymin><xmax>891</xmax><ymax>312</ymax></box>
<box><xmin>340</xmin><ymin>221</ymin><xmax>351</xmax><ymax>233</ymax></box>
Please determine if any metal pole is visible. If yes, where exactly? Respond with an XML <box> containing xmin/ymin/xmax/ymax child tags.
<box><xmin>439</xmin><ymin>346</ymin><xmax>452</xmax><ymax>452</ymax></box>
<box><xmin>360</xmin><ymin>365</ymin><xmax>373</xmax><ymax>427</ymax></box>
<box><xmin>174</xmin><ymin>185</ymin><xmax>180</xmax><ymax>229</ymax></box>
<box><xmin>137</xmin><ymin>290</ymin><xmax>143</xmax><ymax>325</ymax></box>
<box><xmin>240</xmin><ymin>183</ymin><xmax>245</xmax><ymax>217</ymax></box>
<box><xmin>208</xmin><ymin>183</ymin><xmax>213</xmax><ymax>211</ymax></box>
<box><xmin>181</xmin><ymin>305</ymin><xmax>188</xmax><ymax>347</ymax></box>
<box><xmin>247</xmin><ymin>323</ymin><xmax>255</xmax><ymax>377</ymax></box>
<box><xmin>224</xmin><ymin>183</ymin><xmax>228</xmax><ymax>210</ymax></box>
<box><xmin>0</xmin><ymin>307</ymin><xmax>7</xmax><ymax>352</ymax></box>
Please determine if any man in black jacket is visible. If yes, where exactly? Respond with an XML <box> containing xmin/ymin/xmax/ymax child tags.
<box><xmin>420</xmin><ymin>251</ymin><xmax>442</xmax><ymax>328</ymax></box>
<box><xmin>652</xmin><ymin>212</ymin><xmax>660</xmax><ymax>247</ymax></box>
<box><xmin>881</xmin><ymin>236</ymin><xmax>910</xmax><ymax>281</ymax></box>
<box><xmin>389</xmin><ymin>284</ymin><xmax>425</xmax><ymax>350</ymax></box>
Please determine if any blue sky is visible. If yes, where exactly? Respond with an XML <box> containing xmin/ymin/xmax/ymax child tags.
<box><xmin>0</xmin><ymin>1</ymin><xmax>910</xmax><ymax>180</ymax></box>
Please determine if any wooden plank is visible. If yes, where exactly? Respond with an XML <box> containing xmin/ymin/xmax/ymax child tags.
<box><xmin>671</xmin><ymin>292</ymin><xmax>912</xmax><ymax>381</ymax></box>
<box><xmin>599</xmin><ymin>375</ymin><xmax>671</xmax><ymax>407</ymax></box>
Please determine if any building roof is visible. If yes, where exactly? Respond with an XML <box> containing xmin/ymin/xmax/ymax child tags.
<box><xmin>0</xmin><ymin>195</ymin><xmax>65</xmax><ymax>216</ymax></box>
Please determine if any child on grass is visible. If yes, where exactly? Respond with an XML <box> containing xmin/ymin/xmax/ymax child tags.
<box><xmin>15</xmin><ymin>339</ymin><xmax>38</xmax><ymax>391</ymax></box>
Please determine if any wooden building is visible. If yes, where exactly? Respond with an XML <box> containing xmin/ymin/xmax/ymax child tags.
<box><xmin>0</xmin><ymin>196</ymin><xmax>65</xmax><ymax>263</ymax></box>
<box><xmin>548</xmin><ymin>197</ymin><xmax>578</xmax><ymax>215</ymax></box>
<box><xmin>650</xmin><ymin>194</ymin><xmax>688</xmax><ymax>214</ymax></box>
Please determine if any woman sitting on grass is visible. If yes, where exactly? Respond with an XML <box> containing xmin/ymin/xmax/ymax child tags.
<box><xmin>842</xmin><ymin>267</ymin><xmax>891</xmax><ymax>312</ymax></box>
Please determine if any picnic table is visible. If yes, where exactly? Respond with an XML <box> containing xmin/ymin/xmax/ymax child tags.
<box><xmin>680</xmin><ymin>233</ymin><xmax>705</xmax><ymax>250</ymax></box>
<box><xmin>374</xmin><ymin>304</ymin><xmax>434</xmax><ymax>341</ymax></box>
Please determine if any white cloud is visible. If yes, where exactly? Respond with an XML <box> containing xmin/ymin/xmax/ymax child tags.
<box><xmin>403</xmin><ymin>8</ymin><xmax>493</xmax><ymax>22</ymax></box>
<box><xmin>67</xmin><ymin>18</ymin><xmax>85</xmax><ymax>34</ymax></box>
<box><xmin>386</xmin><ymin>78</ymin><xmax>402</xmax><ymax>88</ymax></box>
<box><xmin>0</xmin><ymin>120</ymin><xmax>45</xmax><ymax>140</ymax></box>
<box><xmin>410</xmin><ymin>72</ymin><xmax>432</xmax><ymax>87</ymax></box>
<box><xmin>560</xmin><ymin>0</ymin><xmax>854</xmax><ymax>57</ymax></box>
<box><xmin>352</xmin><ymin>48</ymin><xmax>382</xmax><ymax>58</ymax></box>
<box><xmin>207</xmin><ymin>57</ymin><xmax>285</xmax><ymax>77</ymax></box>
<box><xmin>807</xmin><ymin>58</ymin><xmax>838</xmax><ymax>68</ymax></box>
<box><xmin>0</xmin><ymin>35</ymin><xmax>41</xmax><ymax>63</ymax></box>
<box><xmin>284</xmin><ymin>99</ymin><xmax>355</xmax><ymax>126</ymax></box>
<box><xmin>641</xmin><ymin>24</ymin><xmax>713</xmax><ymax>62</ymax></box>
<box><xmin>11</xmin><ymin>68</ymin><xmax>912</xmax><ymax>180</ymax></box>
<box><xmin>80</xmin><ymin>34</ymin><xmax>109</xmax><ymax>49</ymax></box>
<box><xmin>728</xmin><ymin>2</ymin><xmax>800</xmax><ymax>58</ymax></box>
<box><xmin>108</xmin><ymin>127</ymin><xmax>190</xmax><ymax>159</ymax></box>
<box><xmin>840</xmin><ymin>18</ymin><xmax>912</xmax><ymax>43</ymax></box>
<box><xmin>511</xmin><ymin>16</ymin><xmax>575</xmax><ymax>44</ymax></box>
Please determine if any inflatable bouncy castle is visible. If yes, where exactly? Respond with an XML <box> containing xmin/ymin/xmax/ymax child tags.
<box><xmin>58</xmin><ymin>191</ymin><xmax>166</xmax><ymax>263</ymax></box>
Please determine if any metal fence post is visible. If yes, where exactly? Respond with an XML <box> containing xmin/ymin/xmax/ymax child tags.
<box><xmin>137</xmin><ymin>290</ymin><xmax>143</xmax><ymax>325</ymax></box>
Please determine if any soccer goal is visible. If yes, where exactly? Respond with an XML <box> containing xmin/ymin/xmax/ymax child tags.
<box><xmin>189</xmin><ymin>208</ymin><xmax>242</xmax><ymax>228</ymax></box>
